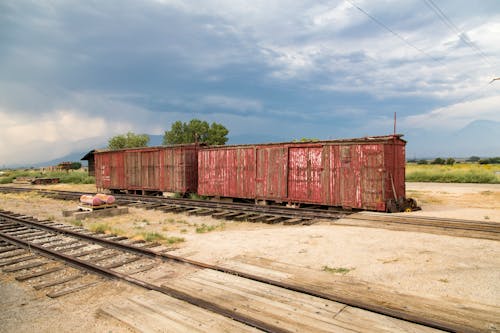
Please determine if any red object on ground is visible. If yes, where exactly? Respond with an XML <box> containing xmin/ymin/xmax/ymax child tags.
<box><xmin>80</xmin><ymin>195</ymin><xmax>103</xmax><ymax>206</ymax></box>
<box><xmin>95</xmin><ymin>193</ymin><xmax>115</xmax><ymax>204</ymax></box>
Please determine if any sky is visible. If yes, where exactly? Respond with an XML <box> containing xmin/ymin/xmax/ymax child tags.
<box><xmin>1</xmin><ymin>0</ymin><xmax>499</xmax><ymax>166</ymax></box>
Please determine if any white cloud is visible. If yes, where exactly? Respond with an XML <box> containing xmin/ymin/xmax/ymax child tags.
<box><xmin>403</xmin><ymin>94</ymin><xmax>500</xmax><ymax>130</ymax></box>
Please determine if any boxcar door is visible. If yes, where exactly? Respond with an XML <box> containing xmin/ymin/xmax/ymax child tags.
<box><xmin>97</xmin><ymin>154</ymin><xmax>111</xmax><ymax>189</ymax></box>
<box><xmin>339</xmin><ymin>145</ymin><xmax>358</xmax><ymax>208</ymax></box>
<box><xmin>287</xmin><ymin>147</ymin><xmax>324</xmax><ymax>203</ymax></box>
<box><xmin>110</xmin><ymin>152</ymin><xmax>124</xmax><ymax>189</ymax></box>
<box><xmin>125</xmin><ymin>151</ymin><xmax>141</xmax><ymax>188</ymax></box>
<box><xmin>256</xmin><ymin>147</ymin><xmax>287</xmax><ymax>199</ymax></box>
<box><xmin>360</xmin><ymin>145</ymin><xmax>385</xmax><ymax>210</ymax></box>
<box><xmin>141</xmin><ymin>150</ymin><xmax>160</xmax><ymax>190</ymax></box>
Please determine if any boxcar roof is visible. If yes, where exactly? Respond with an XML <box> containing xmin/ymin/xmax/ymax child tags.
<box><xmin>203</xmin><ymin>134</ymin><xmax>406</xmax><ymax>149</ymax></box>
<box><xmin>89</xmin><ymin>143</ymin><xmax>203</xmax><ymax>155</ymax></box>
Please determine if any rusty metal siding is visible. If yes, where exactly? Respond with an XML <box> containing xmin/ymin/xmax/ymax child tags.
<box><xmin>94</xmin><ymin>145</ymin><xmax>199</xmax><ymax>194</ymax></box>
<box><xmin>140</xmin><ymin>150</ymin><xmax>160</xmax><ymax>190</ymax></box>
<box><xmin>255</xmin><ymin>147</ymin><xmax>288</xmax><ymax>199</ymax></box>
<box><xmin>198</xmin><ymin>147</ymin><xmax>255</xmax><ymax>198</ymax></box>
<box><xmin>95</xmin><ymin>153</ymin><xmax>109</xmax><ymax>190</ymax></box>
<box><xmin>384</xmin><ymin>139</ymin><xmax>406</xmax><ymax>202</ymax></box>
<box><xmin>125</xmin><ymin>151</ymin><xmax>141</xmax><ymax>188</ymax></box>
<box><xmin>287</xmin><ymin>146</ymin><xmax>326</xmax><ymax>204</ymax></box>
<box><xmin>109</xmin><ymin>152</ymin><xmax>124</xmax><ymax>190</ymax></box>
<box><xmin>359</xmin><ymin>144</ymin><xmax>385</xmax><ymax>210</ymax></box>
<box><xmin>199</xmin><ymin>136</ymin><xmax>407</xmax><ymax>211</ymax></box>
<box><xmin>163</xmin><ymin>146</ymin><xmax>198</xmax><ymax>193</ymax></box>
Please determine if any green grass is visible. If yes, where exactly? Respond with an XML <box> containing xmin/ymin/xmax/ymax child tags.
<box><xmin>141</xmin><ymin>232</ymin><xmax>166</xmax><ymax>242</ymax></box>
<box><xmin>322</xmin><ymin>266</ymin><xmax>354</xmax><ymax>275</ymax></box>
<box><xmin>70</xmin><ymin>219</ymin><xmax>83</xmax><ymax>227</ymax></box>
<box><xmin>195</xmin><ymin>223</ymin><xmax>225</xmax><ymax>233</ymax></box>
<box><xmin>406</xmin><ymin>163</ymin><xmax>500</xmax><ymax>184</ymax></box>
<box><xmin>89</xmin><ymin>223</ymin><xmax>110</xmax><ymax>234</ymax></box>
<box><xmin>165</xmin><ymin>236</ymin><xmax>185</xmax><ymax>244</ymax></box>
<box><xmin>0</xmin><ymin>169</ymin><xmax>95</xmax><ymax>184</ymax></box>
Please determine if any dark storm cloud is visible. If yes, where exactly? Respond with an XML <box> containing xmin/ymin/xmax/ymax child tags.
<box><xmin>1</xmin><ymin>0</ymin><xmax>499</xmax><ymax>165</ymax></box>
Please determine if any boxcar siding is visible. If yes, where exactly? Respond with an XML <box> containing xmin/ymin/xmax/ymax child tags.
<box><xmin>384</xmin><ymin>141</ymin><xmax>406</xmax><ymax>202</ymax></box>
<box><xmin>110</xmin><ymin>152</ymin><xmax>124</xmax><ymax>190</ymax></box>
<box><xmin>255</xmin><ymin>147</ymin><xmax>288</xmax><ymax>200</ymax></box>
<box><xmin>359</xmin><ymin>144</ymin><xmax>385</xmax><ymax>210</ymax></box>
<box><xmin>95</xmin><ymin>145</ymin><xmax>199</xmax><ymax>194</ymax></box>
<box><xmin>287</xmin><ymin>147</ymin><xmax>325</xmax><ymax>203</ymax></box>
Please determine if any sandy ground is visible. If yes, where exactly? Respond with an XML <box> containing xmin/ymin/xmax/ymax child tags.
<box><xmin>0</xmin><ymin>182</ymin><xmax>499</xmax><ymax>332</ymax></box>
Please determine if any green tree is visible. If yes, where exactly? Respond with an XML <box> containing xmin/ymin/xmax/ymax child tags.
<box><xmin>467</xmin><ymin>156</ymin><xmax>481</xmax><ymax>162</ymax></box>
<box><xmin>431</xmin><ymin>157</ymin><xmax>446</xmax><ymax>165</ymax></box>
<box><xmin>417</xmin><ymin>159</ymin><xmax>428</xmax><ymax>165</ymax></box>
<box><xmin>293</xmin><ymin>138</ymin><xmax>319</xmax><ymax>142</ymax></box>
<box><xmin>446</xmin><ymin>158</ymin><xmax>455</xmax><ymax>165</ymax></box>
<box><xmin>108</xmin><ymin>132</ymin><xmax>149</xmax><ymax>150</ymax></box>
<box><xmin>70</xmin><ymin>162</ymin><xmax>82</xmax><ymax>170</ymax></box>
<box><xmin>163</xmin><ymin>119</ymin><xmax>229</xmax><ymax>145</ymax></box>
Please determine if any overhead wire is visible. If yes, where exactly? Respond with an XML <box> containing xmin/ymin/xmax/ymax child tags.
<box><xmin>344</xmin><ymin>0</ymin><xmax>443</xmax><ymax>64</ymax></box>
<box><xmin>344</xmin><ymin>0</ymin><xmax>496</xmax><ymax>104</ymax></box>
<box><xmin>422</xmin><ymin>0</ymin><xmax>495</xmax><ymax>70</ymax></box>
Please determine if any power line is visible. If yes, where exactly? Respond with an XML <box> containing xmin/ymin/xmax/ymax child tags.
<box><xmin>422</xmin><ymin>0</ymin><xmax>495</xmax><ymax>69</ymax></box>
<box><xmin>344</xmin><ymin>0</ymin><xmax>443</xmax><ymax>64</ymax></box>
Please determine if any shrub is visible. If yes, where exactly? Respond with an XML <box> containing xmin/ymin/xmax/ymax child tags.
<box><xmin>431</xmin><ymin>158</ymin><xmax>446</xmax><ymax>165</ymax></box>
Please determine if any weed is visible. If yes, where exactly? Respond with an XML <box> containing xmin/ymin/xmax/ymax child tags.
<box><xmin>180</xmin><ymin>228</ymin><xmax>187</xmax><ymax>233</ymax></box>
<box><xmin>165</xmin><ymin>236</ymin><xmax>185</xmax><ymax>244</ymax></box>
<box><xmin>322</xmin><ymin>266</ymin><xmax>354</xmax><ymax>275</ymax></box>
<box><xmin>70</xmin><ymin>220</ymin><xmax>83</xmax><ymax>227</ymax></box>
<box><xmin>47</xmin><ymin>215</ymin><xmax>55</xmax><ymax>221</ymax></box>
<box><xmin>195</xmin><ymin>223</ymin><xmax>225</xmax><ymax>233</ymax></box>
<box><xmin>438</xmin><ymin>278</ymin><xmax>449</xmax><ymax>283</ymax></box>
<box><xmin>141</xmin><ymin>232</ymin><xmax>166</xmax><ymax>242</ymax></box>
<box><xmin>141</xmin><ymin>219</ymin><xmax>150</xmax><ymax>225</ymax></box>
<box><xmin>484</xmin><ymin>216</ymin><xmax>490</xmax><ymax>220</ymax></box>
<box><xmin>89</xmin><ymin>223</ymin><xmax>110</xmax><ymax>234</ymax></box>
<box><xmin>189</xmin><ymin>193</ymin><xmax>207</xmax><ymax>200</ymax></box>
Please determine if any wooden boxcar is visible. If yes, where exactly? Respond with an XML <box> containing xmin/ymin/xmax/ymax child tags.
<box><xmin>198</xmin><ymin>135</ymin><xmax>412</xmax><ymax>212</ymax></box>
<box><xmin>93</xmin><ymin>144</ymin><xmax>199</xmax><ymax>195</ymax></box>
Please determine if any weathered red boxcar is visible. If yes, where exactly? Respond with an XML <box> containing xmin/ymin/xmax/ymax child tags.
<box><xmin>198</xmin><ymin>135</ymin><xmax>412</xmax><ymax>212</ymax></box>
<box><xmin>93</xmin><ymin>144</ymin><xmax>199</xmax><ymax>195</ymax></box>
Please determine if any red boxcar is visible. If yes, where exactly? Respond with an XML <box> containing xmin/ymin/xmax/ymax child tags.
<box><xmin>94</xmin><ymin>144</ymin><xmax>199</xmax><ymax>195</ymax></box>
<box><xmin>198</xmin><ymin>135</ymin><xmax>409</xmax><ymax>212</ymax></box>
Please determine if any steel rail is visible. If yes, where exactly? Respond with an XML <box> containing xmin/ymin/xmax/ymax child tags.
<box><xmin>0</xmin><ymin>187</ymin><xmax>349</xmax><ymax>219</ymax></box>
<box><xmin>0</xmin><ymin>210</ymin><xmax>467</xmax><ymax>332</ymax></box>
<box><xmin>0</xmin><ymin>228</ymin><xmax>290</xmax><ymax>333</ymax></box>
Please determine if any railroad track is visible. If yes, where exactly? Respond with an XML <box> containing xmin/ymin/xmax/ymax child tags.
<box><xmin>0</xmin><ymin>186</ymin><xmax>350</xmax><ymax>224</ymax></box>
<box><xmin>1</xmin><ymin>209</ymin><xmax>499</xmax><ymax>332</ymax></box>
<box><xmin>1</xmin><ymin>186</ymin><xmax>499</xmax><ymax>241</ymax></box>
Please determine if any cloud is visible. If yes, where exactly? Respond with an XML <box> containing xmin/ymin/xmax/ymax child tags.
<box><xmin>403</xmin><ymin>94</ymin><xmax>500</xmax><ymax>130</ymax></box>
<box><xmin>1</xmin><ymin>0</ymin><xmax>500</xmax><ymax>165</ymax></box>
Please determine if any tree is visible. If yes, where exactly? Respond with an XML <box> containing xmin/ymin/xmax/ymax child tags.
<box><xmin>417</xmin><ymin>159</ymin><xmax>428</xmax><ymax>165</ymax></box>
<box><xmin>467</xmin><ymin>156</ymin><xmax>481</xmax><ymax>162</ymax></box>
<box><xmin>431</xmin><ymin>157</ymin><xmax>446</xmax><ymax>165</ymax></box>
<box><xmin>70</xmin><ymin>162</ymin><xmax>82</xmax><ymax>170</ymax></box>
<box><xmin>293</xmin><ymin>138</ymin><xmax>319</xmax><ymax>142</ymax></box>
<box><xmin>446</xmin><ymin>158</ymin><xmax>455</xmax><ymax>165</ymax></box>
<box><xmin>108</xmin><ymin>132</ymin><xmax>149</xmax><ymax>150</ymax></box>
<box><xmin>163</xmin><ymin>119</ymin><xmax>229</xmax><ymax>145</ymax></box>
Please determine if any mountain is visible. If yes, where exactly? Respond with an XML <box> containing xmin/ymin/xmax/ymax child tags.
<box><xmin>405</xmin><ymin>119</ymin><xmax>500</xmax><ymax>158</ymax></box>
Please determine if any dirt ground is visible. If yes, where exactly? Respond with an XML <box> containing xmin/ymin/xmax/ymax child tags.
<box><xmin>0</xmin><ymin>182</ymin><xmax>499</xmax><ymax>332</ymax></box>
